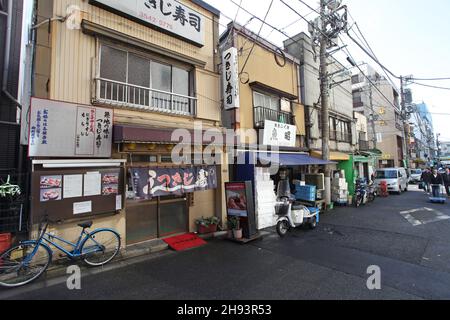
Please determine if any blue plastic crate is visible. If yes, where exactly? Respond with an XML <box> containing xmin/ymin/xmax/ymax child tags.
<box><xmin>294</xmin><ymin>185</ymin><xmax>317</xmax><ymax>201</ymax></box>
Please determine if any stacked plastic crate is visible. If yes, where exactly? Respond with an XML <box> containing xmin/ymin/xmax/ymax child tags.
<box><xmin>295</xmin><ymin>185</ymin><xmax>317</xmax><ymax>202</ymax></box>
<box><xmin>254</xmin><ymin>168</ymin><xmax>277</xmax><ymax>230</ymax></box>
<box><xmin>332</xmin><ymin>177</ymin><xmax>348</xmax><ymax>204</ymax></box>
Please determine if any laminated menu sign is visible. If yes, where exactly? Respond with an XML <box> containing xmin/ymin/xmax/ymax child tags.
<box><xmin>40</xmin><ymin>175</ymin><xmax>62</xmax><ymax>202</ymax></box>
<box><xmin>74</xmin><ymin>201</ymin><xmax>92</xmax><ymax>215</ymax></box>
<box><xmin>29</xmin><ymin>98</ymin><xmax>113</xmax><ymax>158</ymax></box>
<box><xmin>84</xmin><ymin>172</ymin><xmax>102</xmax><ymax>197</ymax></box>
<box><xmin>63</xmin><ymin>175</ymin><xmax>83</xmax><ymax>199</ymax></box>
<box><xmin>102</xmin><ymin>172</ymin><xmax>120</xmax><ymax>195</ymax></box>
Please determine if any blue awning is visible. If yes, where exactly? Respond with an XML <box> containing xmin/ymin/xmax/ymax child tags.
<box><xmin>257</xmin><ymin>153</ymin><xmax>335</xmax><ymax>166</ymax></box>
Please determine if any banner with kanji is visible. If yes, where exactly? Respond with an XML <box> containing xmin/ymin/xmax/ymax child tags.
<box><xmin>130</xmin><ymin>166</ymin><xmax>217</xmax><ymax>199</ymax></box>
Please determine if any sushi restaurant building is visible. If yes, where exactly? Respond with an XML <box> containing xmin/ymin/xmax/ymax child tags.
<box><xmin>27</xmin><ymin>0</ymin><xmax>227</xmax><ymax>246</ymax></box>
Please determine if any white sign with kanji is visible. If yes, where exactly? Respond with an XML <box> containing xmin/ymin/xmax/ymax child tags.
<box><xmin>29</xmin><ymin>98</ymin><xmax>113</xmax><ymax>158</ymax></box>
<box><xmin>91</xmin><ymin>0</ymin><xmax>205</xmax><ymax>46</ymax></box>
<box><xmin>263</xmin><ymin>120</ymin><xmax>297</xmax><ymax>148</ymax></box>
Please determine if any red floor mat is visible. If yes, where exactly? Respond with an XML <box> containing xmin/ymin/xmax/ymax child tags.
<box><xmin>163</xmin><ymin>233</ymin><xmax>207</xmax><ymax>251</ymax></box>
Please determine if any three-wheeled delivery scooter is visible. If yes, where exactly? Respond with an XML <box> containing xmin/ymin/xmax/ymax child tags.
<box><xmin>275</xmin><ymin>179</ymin><xmax>320</xmax><ymax>237</ymax></box>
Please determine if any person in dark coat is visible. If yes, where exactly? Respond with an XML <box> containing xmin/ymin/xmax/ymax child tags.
<box><xmin>443</xmin><ymin>168</ymin><xmax>450</xmax><ymax>196</ymax></box>
<box><xmin>421</xmin><ymin>169</ymin><xmax>431</xmax><ymax>194</ymax></box>
<box><xmin>430</xmin><ymin>169</ymin><xmax>444</xmax><ymax>198</ymax></box>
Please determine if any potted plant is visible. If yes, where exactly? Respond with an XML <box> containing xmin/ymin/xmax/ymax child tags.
<box><xmin>228</xmin><ymin>216</ymin><xmax>242</xmax><ymax>240</ymax></box>
<box><xmin>195</xmin><ymin>216</ymin><xmax>220</xmax><ymax>235</ymax></box>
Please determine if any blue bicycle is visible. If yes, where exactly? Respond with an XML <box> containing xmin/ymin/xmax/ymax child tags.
<box><xmin>0</xmin><ymin>216</ymin><xmax>121</xmax><ymax>288</ymax></box>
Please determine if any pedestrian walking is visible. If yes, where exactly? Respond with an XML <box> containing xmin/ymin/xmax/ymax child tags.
<box><xmin>430</xmin><ymin>169</ymin><xmax>444</xmax><ymax>198</ymax></box>
<box><xmin>421</xmin><ymin>168</ymin><xmax>431</xmax><ymax>194</ymax></box>
<box><xmin>443</xmin><ymin>168</ymin><xmax>450</xmax><ymax>197</ymax></box>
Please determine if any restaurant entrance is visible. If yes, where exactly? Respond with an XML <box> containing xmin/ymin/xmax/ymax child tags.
<box><xmin>126</xmin><ymin>195</ymin><xmax>188</xmax><ymax>245</ymax></box>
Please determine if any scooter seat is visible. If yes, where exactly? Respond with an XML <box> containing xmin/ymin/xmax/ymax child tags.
<box><xmin>292</xmin><ymin>205</ymin><xmax>304</xmax><ymax>211</ymax></box>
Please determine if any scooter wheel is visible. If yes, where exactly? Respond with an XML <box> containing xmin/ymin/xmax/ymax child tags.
<box><xmin>276</xmin><ymin>220</ymin><xmax>290</xmax><ymax>237</ymax></box>
<box><xmin>309</xmin><ymin>219</ymin><xmax>317</xmax><ymax>230</ymax></box>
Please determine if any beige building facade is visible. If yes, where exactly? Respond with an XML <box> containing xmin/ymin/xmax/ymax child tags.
<box><xmin>220</xmin><ymin>22</ymin><xmax>306</xmax><ymax>150</ymax></box>
<box><xmin>30</xmin><ymin>0</ymin><xmax>227</xmax><ymax>247</ymax></box>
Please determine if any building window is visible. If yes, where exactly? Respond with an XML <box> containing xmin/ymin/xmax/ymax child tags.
<box><xmin>253</xmin><ymin>91</ymin><xmax>294</xmax><ymax>128</ymax></box>
<box><xmin>97</xmin><ymin>44</ymin><xmax>195</xmax><ymax>115</ymax></box>
<box><xmin>253</xmin><ymin>91</ymin><xmax>280</xmax><ymax>111</ymax></box>
<box><xmin>352</xmin><ymin>75</ymin><xmax>362</xmax><ymax>85</ymax></box>
<box><xmin>327</xmin><ymin>117</ymin><xmax>351</xmax><ymax>143</ymax></box>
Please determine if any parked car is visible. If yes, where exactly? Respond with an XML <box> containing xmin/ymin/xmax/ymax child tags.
<box><xmin>409</xmin><ymin>169</ymin><xmax>422</xmax><ymax>184</ymax></box>
<box><xmin>374</xmin><ymin>168</ymin><xmax>409</xmax><ymax>194</ymax></box>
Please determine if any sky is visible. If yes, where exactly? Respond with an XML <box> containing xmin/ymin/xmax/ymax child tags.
<box><xmin>204</xmin><ymin>0</ymin><xmax>450</xmax><ymax>141</ymax></box>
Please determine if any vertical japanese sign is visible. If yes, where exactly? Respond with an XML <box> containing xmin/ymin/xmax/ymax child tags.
<box><xmin>222</xmin><ymin>47</ymin><xmax>240</xmax><ymax>110</ymax></box>
<box><xmin>90</xmin><ymin>0</ymin><xmax>205</xmax><ymax>46</ymax></box>
<box><xmin>29</xmin><ymin>98</ymin><xmax>113</xmax><ymax>158</ymax></box>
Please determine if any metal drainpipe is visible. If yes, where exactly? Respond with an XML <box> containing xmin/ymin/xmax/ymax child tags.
<box><xmin>2</xmin><ymin>0</ymin><xmax>22</xmax><ymax>109</ymax></box>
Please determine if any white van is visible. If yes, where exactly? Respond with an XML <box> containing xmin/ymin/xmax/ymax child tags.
<box><xmin>374</xmin><ymin>168</ymin><xmax>409</xmax><ymax>194</ymax></box>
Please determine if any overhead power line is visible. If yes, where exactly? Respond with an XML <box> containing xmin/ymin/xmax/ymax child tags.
<box><xmin>410</xmin><ymin>81</ymin><xmax>450</xmax><ymax>91</ymax></box>
<box><xmin>239</xmin><ymin>0</ymin><xmax>274</xmax><ymax>75</ymax></box>
<box><xmin>411</xmin><ymin>77</ymin><xmax>450</xmax><ymax>81</ymax></box>
<box><xmin>345</xmin><ymin>31</ymin><xmax>399</xmax><ymax>79</ymax></box>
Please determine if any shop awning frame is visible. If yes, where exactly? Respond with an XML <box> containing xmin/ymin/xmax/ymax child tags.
<box><xmin>257</xmin><ymin>153</ymin><xmax>335</xmax><ymax>166</ymax></box>
<box><xmin>311</xmin><ymin>150</ymin><xmax>350</xmax><ymax>161</ymax></box>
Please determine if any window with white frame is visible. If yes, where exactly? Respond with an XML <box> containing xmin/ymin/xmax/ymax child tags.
<box><xmin>253</xmin><ymin>91</ymin><xmax>280</xmax><ymax>111</ymax></box>
<box><xmin>97</xmin><ymin>44</ymin><xmax>194</xmax><ymax>115</ymax></box>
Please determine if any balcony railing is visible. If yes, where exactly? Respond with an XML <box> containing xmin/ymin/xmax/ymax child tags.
<box><xmin>93</xmin><ymin>78</ymin><xmax>197</xmax><ymax>116</ymax></box>
<box><xmin>359</xmin><ymin>140</ymin><xmax>370</xmax><ymax>151</ymax></box>
<box><xmin>254</xmin><ymin>106</ymin><xmax>295</xmax><ymax>129</ymax></box>
<box><xmin>330</xmin><ymin>130</ymin><xmax>352</xmax><ymax>143</ymax></box>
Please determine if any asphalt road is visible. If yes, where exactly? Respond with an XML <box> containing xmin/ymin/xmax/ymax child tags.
<box><xmin>2</xmin><ymin>185</ymin><xmax>450</xmax><ymax>300</ymax></box>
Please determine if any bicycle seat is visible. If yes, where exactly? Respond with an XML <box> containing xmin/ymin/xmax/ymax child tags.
<box><xmin>78</xmin><ymin>221</ymin><xmax>93</xmax><ymax>229</ymax></box>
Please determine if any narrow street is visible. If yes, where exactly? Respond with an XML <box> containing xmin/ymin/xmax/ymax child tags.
<box><xmin>2</xmin><ymin>185</ymin><xmax>450</xmax><ymax>300</ymax></box>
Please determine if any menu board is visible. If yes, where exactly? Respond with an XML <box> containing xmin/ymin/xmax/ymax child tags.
<box><xmin>32</xmin><ymin>166</ymin><xmax>124</xmax><ymax>222</ymax></box>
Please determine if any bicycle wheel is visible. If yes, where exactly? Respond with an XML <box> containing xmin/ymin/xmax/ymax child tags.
<box><xmin>80</xmin><ymin>229</ymin><xmax>121</xmax><ymax>267</ymax></box>
<box><xmin>0</xmin><ymin>242</ymin><xmax>52</xmax><ymax>288</ymax></box>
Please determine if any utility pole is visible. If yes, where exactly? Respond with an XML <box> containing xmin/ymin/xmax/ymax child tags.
<box><xmin>400</xmin><ymin>76</ymin><xmax>410</xmax><ymax>169</ymax></box>
<box><xmin>368</xmin><ymin>83</ymin><xmax>377</xmax><ymax>150</ymax></box>
<box><xmin>436</xmin><ymin>133</ymin><xmax>441</xmax><ymax>165</ymax></box>
<box><xmin>314</xmin><ymin>0</ymin><xmax>347</xmax><ymax>206</ymax></box>
<box><xmin>319</xmin><ymin>0</ymin><xmax>331</xmax><ymax>205</ymax></box>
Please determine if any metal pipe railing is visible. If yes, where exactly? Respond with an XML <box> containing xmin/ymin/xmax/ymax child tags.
<box><xmin>94</xmin><ymin>78</ymin><xmax>197</xmax><ymax>115</ymax></box>
<box><xmin>94</xmin><ymin>78</ymin><xmax>197</xmax><ymax>116</ymax></box>
<box><xmin>253</xmin><ymin>106</ymin><xmax>295</xmax><ymax>128</ymax></box>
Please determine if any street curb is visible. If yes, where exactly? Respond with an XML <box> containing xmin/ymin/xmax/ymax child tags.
<box><xmin>43</xmin><ymin>231</ymin><xmax>229</xmax><ymax>280</ymax></box>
